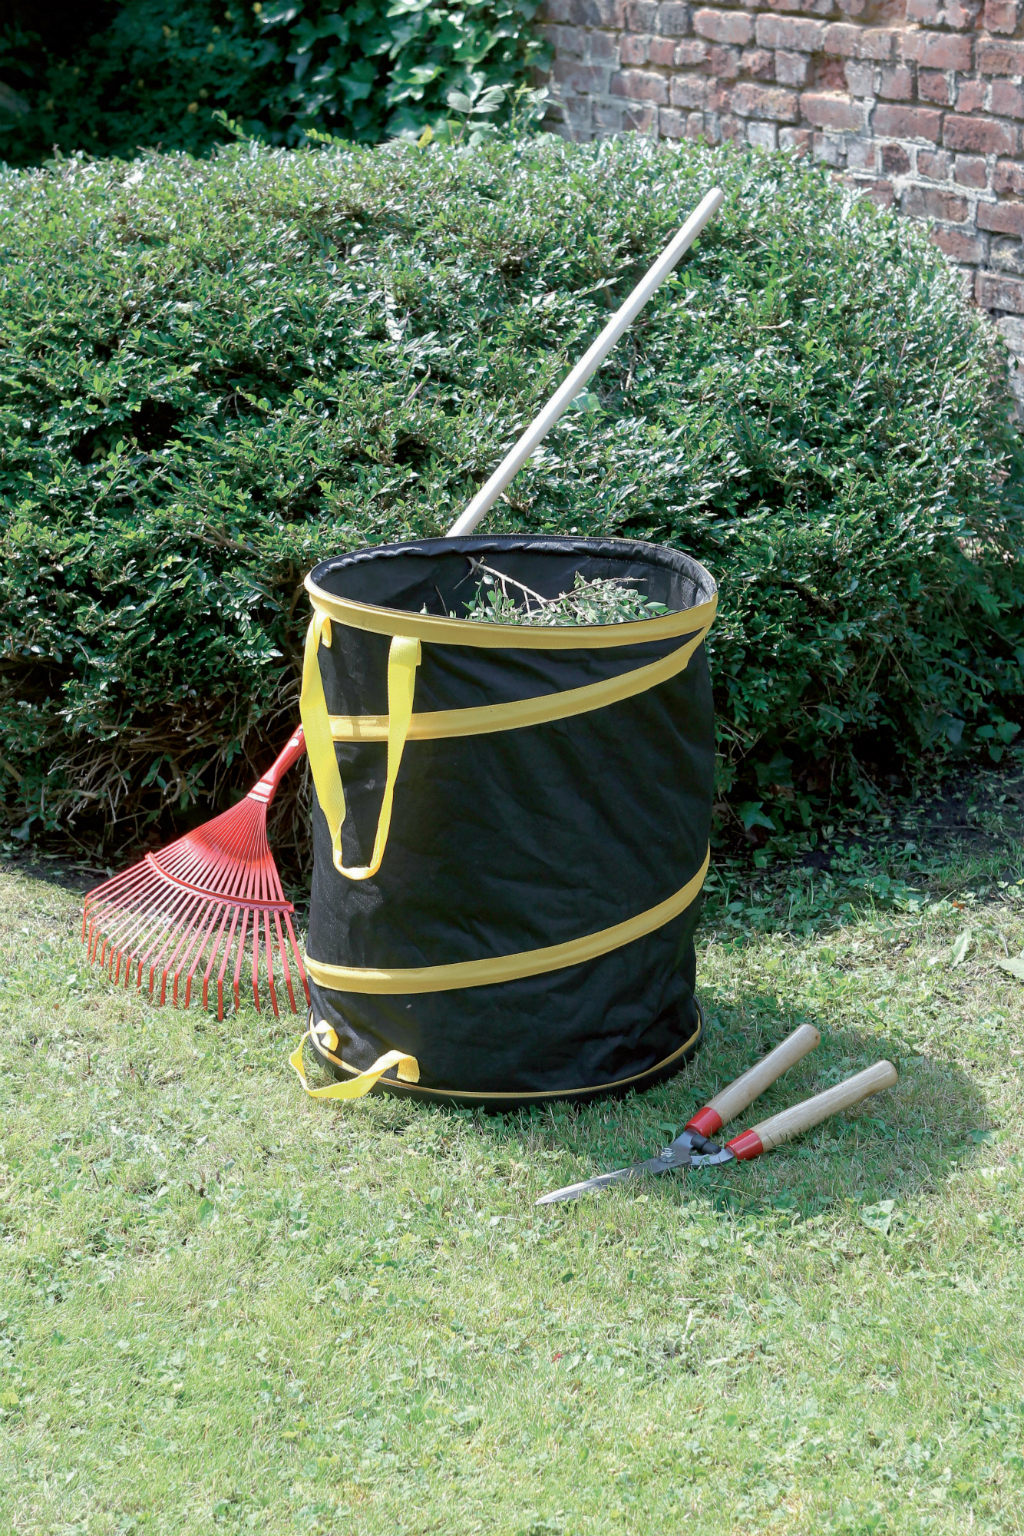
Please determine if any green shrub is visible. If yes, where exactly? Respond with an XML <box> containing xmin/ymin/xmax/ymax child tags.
<box><xmin>0</xmin><ymin>0</ymin><xmax>548</xmax><ymax>167</ymax></box>
<box><xmin>1</xmin><ymin>135</ymin><xmax>1022</xmax><ymax>859</ymax></box>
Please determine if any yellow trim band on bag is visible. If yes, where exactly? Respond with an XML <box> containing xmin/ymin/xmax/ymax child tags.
<box><xmin>306</xmin><ymin>574</ymin><xmax>717</xmax><ymax>651</ymax></box>
<box><xmin>289</xmin><ymin>1034</ymin><xmax>420</xmax><ymax>1100</ymax></box>
<box><xmin>305</xmin><ymin>846</ymin><xmax>710</xmax><ymax>995</ymax></box>
<box><xmin>300</xmin><ymin>612</ymin><xmax>421</xmax><ymax>881</ymax></box>
<box><xmin>327</xmin><ymin>621</ymin><xmax>712</xmax><ymax>743</ymax></box>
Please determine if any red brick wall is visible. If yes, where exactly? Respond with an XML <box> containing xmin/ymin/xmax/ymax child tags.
<box><xmin>539</xmin><ymin>0</ymin><xmax>1024</xmax><ymax>325</ymax></box>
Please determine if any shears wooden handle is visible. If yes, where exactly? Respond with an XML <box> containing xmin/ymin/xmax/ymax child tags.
<box><xmin>719</xmin><ymin>1060</ymin><xmax>899</xmax><ymax>1161</ymax></box>
<box><xmin>685</xmin><ymin>1023</ymin><xmax>821</xmax><ymax>1139</ymax></box>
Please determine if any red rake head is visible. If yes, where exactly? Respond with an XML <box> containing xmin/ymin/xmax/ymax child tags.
<box><xmin>82</xmin><ymin>728</ymin><xmax>310</xmax><ymax>1022</ymax></box>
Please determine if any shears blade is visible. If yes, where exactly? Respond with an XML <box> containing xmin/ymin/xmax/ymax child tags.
<box><xmin>688</xmin><ymin>1148</ymin><xmax>736</xmax><ymax>1168</ymax></box>
<box><xmin>535</xmin><ymin>1142</ymin><xmax>699</xmax><ymax>1205</ymax></box>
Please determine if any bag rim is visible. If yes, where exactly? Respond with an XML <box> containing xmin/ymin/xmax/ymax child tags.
<box><xmin>305</xmin><ymin>534</ymin><xmax>718</xmax><ymax>651</ymax></box>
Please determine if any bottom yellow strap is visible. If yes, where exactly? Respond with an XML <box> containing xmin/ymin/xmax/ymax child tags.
<box><xmin>313</xmin><ymin>1013</ymin><xmax>703</xmax><ymax>1103</ymax></box>
<box><xmin>289</xmin><ymin>1031</ymin><xmax>420</xmax><ymax>1100</ymax></box>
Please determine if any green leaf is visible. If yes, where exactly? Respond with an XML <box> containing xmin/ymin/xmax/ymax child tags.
<box><xmin>569</xmin><ymin>390</ymin><xmax>602</xmax><ymax>414</ymax></box>
<box><xmin>861</xmin><ymin>1200</ymin><xmax>895</xmax><ymax>1236</ymax></box>
<box><xmin>997</xmin><ymin>956</ymin><xmax>1024</xmax><ymax>981</ymax></box>
<box><xmin>950</xmin><ymin>929</ymin><xmax>973</xmax><ymax>968</ymax></box>
<box><xmin>473</xmin><ymin>85</ymin><xmax>507</xmax><ymax>114</ymax></box>
<box><xmin>737</xmin><ymin>802</ymin><xmax>776</xmax><ymax>833</ymax></box>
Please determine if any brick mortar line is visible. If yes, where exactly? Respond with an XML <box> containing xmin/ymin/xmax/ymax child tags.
<box><xmin>539</xmin><ymin>4</ymin><xmax>1024</xmax><ymax>312</ymax></box>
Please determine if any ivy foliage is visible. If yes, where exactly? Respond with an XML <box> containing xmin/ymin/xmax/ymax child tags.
<box><xmin>0</xmin><ymin>135</ymin><xmax>1022</xmax><ymax>855</ymax></box>
<box><xmin>0</xmin><ymin>0</ymin><xmax>547</xmax><ymax>166</ymax></box>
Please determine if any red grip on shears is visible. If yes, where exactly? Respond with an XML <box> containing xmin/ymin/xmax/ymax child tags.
<box><xmin>685</xmin><ymin>1105</ymin><xmax>724</xmax><ymax>1139</ymax></box>
<box><xmin>724</xmin><ymin>1128</ymin><xmax>764</xmax><ymax>1160</ymax></box>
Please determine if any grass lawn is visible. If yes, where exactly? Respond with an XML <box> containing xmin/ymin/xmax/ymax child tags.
<box><xmin>2</xmin><ymin>765</ymin><xmax>1023</xmax><ymax>1535</ymax></box>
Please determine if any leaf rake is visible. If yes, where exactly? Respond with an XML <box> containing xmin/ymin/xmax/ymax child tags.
<box><xmin>82</xmin><ymin>728</ymin><xmax>309</xmax><ymax>1020</ymax></box>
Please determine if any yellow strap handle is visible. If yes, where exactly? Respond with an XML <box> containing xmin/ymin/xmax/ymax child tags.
<box><xmin>300</xmin><ymin>611</ymin><xmax>421</xmax><ymax>881</ymax></box>
<box><xmin>289</xmin><ymin>1031</ymin><xmax>420</xmax><ymax>1100</ymax></box>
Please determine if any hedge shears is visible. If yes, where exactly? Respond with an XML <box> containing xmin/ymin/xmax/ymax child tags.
<box><xmin>536</xmin><ymin>1025</ymin><xmax>897</xmax><ymax>1204</ymax></box>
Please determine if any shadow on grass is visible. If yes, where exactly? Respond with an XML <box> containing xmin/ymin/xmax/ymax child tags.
<box><xmin>419</xmin><ymin>993</ymin><xmax>990</xmax><ymax>1221</ymax></box>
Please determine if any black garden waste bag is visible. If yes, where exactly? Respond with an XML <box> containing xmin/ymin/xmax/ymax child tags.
<box><xmin>291</xmin><ymin>535</ymin><xmax>717</xmax><ymax>1108</ymax></box>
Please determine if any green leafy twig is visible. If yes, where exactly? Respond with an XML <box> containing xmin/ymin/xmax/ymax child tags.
<box><xmin>453</xmin><ymin>560</ymin><xmax>671</xmax><ymax>627</ymax></box>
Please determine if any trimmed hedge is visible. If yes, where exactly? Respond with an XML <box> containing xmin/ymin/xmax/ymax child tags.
<box><xmin>1</xmin><ymin>135</ymin><xmax>1022</xmax><ymax>857</ymax></box>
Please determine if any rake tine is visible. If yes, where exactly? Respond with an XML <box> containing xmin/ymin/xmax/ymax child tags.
<box><xmin>233</xmin><ymin>908</ymin><xmax>250</xmax><ymax>1016</ymax></box>
<box><xmin>288</xmin><ymin>914</ymin><xmax>310</xmax><ymax>1008</ymax></box>
<box><xmin>185</xmin><ymin>899</ymin><xmax>229</xmax><ymax>1011</ymax></box>
<box><xmin>250</xmin><ymin>911</ymin><xmax>262</xmax><ymax>1015</ymax></box>
<box><xmin>167</xmin><ymin>903</ymin><xmax>207</xmax><ymax>1006</ymax></box>
<box><xmin>214</xmin><ymin>904</ymin><xmax>241</xmax><ymax>1023</ymax></box>
<box><xmin>177</xmin><ymin>898</ymin><xmax>224</xmax><ymax>1009</ymax></box>
<box><xmin>128</xmin><ymin>887</ymin><xmax>200</xmax><ymax>991</ymax></box>
<box><xmin>264</xmin><ymin>910</ymin><xmax>280</xmax><ymax>1019</ymax></box>
<box><xmin>105</xmin><ymin>874</ymin><xmax>184</xmax><ymax>973</ymax></box>
<box><xmin>130</xmin><ymin>887</ymin><xmax>202</xmax><ymax>996</ymax></box>
<box><xmin>275</xmin><ymin>910</ymin><xmax>297</xmax><ymax>1014</ymax></box>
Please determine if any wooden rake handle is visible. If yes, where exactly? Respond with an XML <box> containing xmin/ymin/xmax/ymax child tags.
<box><xmin>726</xmin><ymin>1060</ymin><xmax>899</xmax><ymax>1160</ymax></box>
<box><xmin>446</xmin><ymin>187</ymin><xmax>725</xmax><ymax>538</ymax></box>
<box><xmin>685</xmin><ymin>1023</ymin><xmax>821</xmax><ymax>1139</ymax></box>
